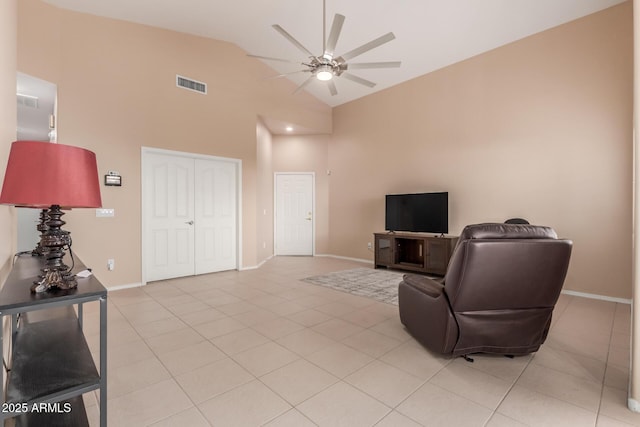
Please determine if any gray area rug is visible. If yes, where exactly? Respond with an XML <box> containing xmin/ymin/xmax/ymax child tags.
<box><xmin>302</xmin><ymin>268</ymin><xmax>405</xmax><ymax>305</ymax></box>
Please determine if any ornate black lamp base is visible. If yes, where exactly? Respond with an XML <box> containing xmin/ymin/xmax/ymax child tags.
<box><xmin>31</xmin><ymin>209</ymin><xmax>49</xmax><ymax>257</ymax></box>
<box><xmin>31</xmin><ymin>269</ymin><xmax>77</xmax><ymax>293</ymax></box>
<box><xmin>32</xmin><ymin>205</ymin><xmax>77</xmax><ymax>293</ymax></box>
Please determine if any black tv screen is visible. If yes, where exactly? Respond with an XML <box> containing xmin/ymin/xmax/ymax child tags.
<box><xmin>385</xmin><ymin>192</ymin><xmax>448</xmax><ymax>233</ymax></box>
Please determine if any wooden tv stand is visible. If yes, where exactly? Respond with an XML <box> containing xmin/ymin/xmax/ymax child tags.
<box><xmin>374</xmin><ymin>232</ymin><xmax>458</xmax><ymax>276</ymax></box>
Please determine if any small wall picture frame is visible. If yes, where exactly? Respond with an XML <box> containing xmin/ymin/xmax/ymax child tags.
<box><xmin>104</xmin><ymin>171</ymin><xmax>122</xmax><ymax>187</ymax></box>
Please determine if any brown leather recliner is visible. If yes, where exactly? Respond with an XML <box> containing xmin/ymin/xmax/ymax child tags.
<box><xmin>398</xmin><ymin>223</ymin><xmax>572</xmax><ymax>357</ymax></box>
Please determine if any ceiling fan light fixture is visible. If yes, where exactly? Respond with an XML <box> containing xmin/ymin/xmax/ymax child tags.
<box><xmin>253</xmin><ymin>0</ymin><xmax>400</xmax><ymax>96</ymax></box>
<box><xmin>316</xmin><ymin>65</ymin><xmax>334</xmax><ymax>81</ymax></box>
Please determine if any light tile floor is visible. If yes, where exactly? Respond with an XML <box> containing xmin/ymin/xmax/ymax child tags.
<box><xmin>79</xmin><ymin>256</ymin><xmax>639</xmax><ymax>426</ymax></box>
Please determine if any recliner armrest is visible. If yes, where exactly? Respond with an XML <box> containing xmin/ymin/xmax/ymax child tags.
<box><xmin>402</xmin><ymin>274</ymin><xmax>445</xmax><ymax>298</ymax></box>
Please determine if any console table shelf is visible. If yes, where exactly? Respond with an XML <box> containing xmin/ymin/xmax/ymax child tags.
<box><xmin>374</xmin><ymin>232</ymin><xmax>458</xmax><ymax>275</ymax></box>
<box><xmin>0</xmin><ymin>254</ymin><xmax>107</xmax><ymax>426</ymax></box>
<box><xmin>8</xmin><ymin>314</ymin><xmax>99</xmax><ymax>403</ymax></box>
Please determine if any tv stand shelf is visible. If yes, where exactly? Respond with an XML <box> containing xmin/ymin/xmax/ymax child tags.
<box><xmin>374</xmin><ymin>232</ymin><xmax>458</xmax><ymax>275</ymax></box>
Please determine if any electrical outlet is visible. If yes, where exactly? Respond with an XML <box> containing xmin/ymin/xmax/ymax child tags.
<box><xmin>367</xmin><ymin>242</ymin><xmax>372</xmax><ymax>250</ymax></box>
<box><xmin>107</xmin><ymin>259</ymin><xmax>115</xmax><ymax>271</ymax></box>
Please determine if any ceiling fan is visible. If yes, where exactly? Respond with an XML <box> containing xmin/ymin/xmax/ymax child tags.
<box><xmin>249</xmin><ymin>0</ymin><xmax>401</xmax><ymax>96</ymax></box>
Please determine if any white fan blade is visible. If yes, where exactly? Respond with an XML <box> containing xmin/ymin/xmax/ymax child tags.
<box><xmin>339</xmin><ymin>32</ymin><xmax>396</xmax><ymax>62</ymax></box>
<box><xmin>341</xmin><ymin>72</ymin><xmax>376</xmax><ymax>88</ymax></box>
<box><xmin>247</xmin><ymin>54</ymin><xmax>300</xmax><ymax>64</ymax></box>
<box><xmin>273</xmin><ymin>25</ymin><xmax>314</xmax><ymax>57</ymax></box>
<box><xmin>266</xmin><ymin>70</ymin><xmax>309</xmax><ymax>80</ymax></box>
<box><xmin>324</xmin><ymin>14</ymin><xmax>345</xmax><ymax>58</ymax></box>
<box><xmin>328</xmin><ymin>80</ymin><xmax>338</xmax><ymax>96</ymax></box>
<box><xmin>293</xmin><ymin>75</ymin><xmax>314</xmax><ymax>94</ymax></box>
<box><xmin>347</xmin><ymin>61</ymin><xmax>401</xmax><ymax>69</ymax></box>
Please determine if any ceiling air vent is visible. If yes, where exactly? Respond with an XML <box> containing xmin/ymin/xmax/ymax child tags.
<box><xmin>176</xmin><ymin>75</ymin><xmax>207</xmax><ymax>94</ymax></box>
<box><xmin>17</xmin><ymin>93</ymin><xmax>39</xmax><ymax>108</ymax></box>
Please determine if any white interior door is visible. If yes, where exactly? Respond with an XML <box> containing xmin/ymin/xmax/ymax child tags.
<box><xmin>143</xmin><ymin>150</ymin><xmax>239</xmax><ymax>282</ymax></box>
<box><xmin>195</xmin><ymin>158</ymin><xmax>237</xmax><ymax>274</ymax></box>
<box><xmin>143</xmin><ymin>153</ymin><xmax>195</xmax><ymax>281</ymax></box>
<box><xmin>275</xmin><ymin>173</ymin><xmax>314</xmax><ymax>256</ymax></box>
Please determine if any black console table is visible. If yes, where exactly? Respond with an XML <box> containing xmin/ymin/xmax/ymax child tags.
<box><xmin>374</xmin><ymin>232</ymin><xmax>458</xmax><ymax>275</ymax></box>
<box><xmin>0</xmin><ymin>254</ymin><xmax>107</xmax><ymax>426</ymax></box>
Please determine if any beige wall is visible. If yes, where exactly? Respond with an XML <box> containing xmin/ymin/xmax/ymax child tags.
<box><xmin>16</xmin><ymin>0</ymin><xmax>331</xmax><ymax>287</ymax></box>
<box><xmin>256</xmin><ymin>119</ymin><xmax>274</xmax><ymax>263</ymax></box>
<box><xmin>328</xmin><ymin>2</ymin><xmax>633</xmax><ymax>298</ymax></box>
<box><xmin>0</xmin><ymin>0</ymin><xmax>17</xmax><ymax>284</ymax></box>
<box><xmin>272</xmin><ymin>135</ymin><xmax>331</xmax><ymax>255</ymax></box>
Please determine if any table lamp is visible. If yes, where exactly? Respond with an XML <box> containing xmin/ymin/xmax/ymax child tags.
<box><xmin>0</xmin><ymin>141</ymin><xmax>102</xmax><ymax>292</ymax></box>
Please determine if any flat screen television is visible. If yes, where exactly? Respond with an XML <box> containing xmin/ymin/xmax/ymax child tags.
<box><xmin>385</xmin><ymin>192</ymin><xmax>448</xmax><ymax>234</ymax></box>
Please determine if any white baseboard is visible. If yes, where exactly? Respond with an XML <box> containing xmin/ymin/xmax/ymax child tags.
<box><xmin>107</xmin><ymin>282</ymin><xmax>143</xmax><ymax>292</ymax></box>
<box><xmin>628</xmin><ymin>397</ymin><xmax>640</xmax><ymax>412</ymax></box>
<box><xmin>316</xmin><ymin>255</ymin><xmax>632</xmax><ymax>304</ymax></box>
<box><xmin>113</xmin><ymin>257</ymin><xmax>631</xmax><ymax>306</ymax></box>
<box><xmin>240</xmin><ymin>255</ymin><xmax>274</xmax><ymax>271</ymax></box>
<box><xmin>315</xmin><ymin>253</ymin><xmax>373</xmax><ymax>265</ymax></box>
<box><xmin>561</xmin><ymin>289</ymin><xmax>631</xmax><ymax>305</ymax></box>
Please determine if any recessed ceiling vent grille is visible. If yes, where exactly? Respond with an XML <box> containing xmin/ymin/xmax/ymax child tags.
<box><xmin>17</xmin><ymin>93</ymin><xmax>39</xmax><ymax>108</ymax></box>
<box><xmin>176</xmin><ymin>75</ymin><xmax>207</xmax><ymax>94</ymax></box>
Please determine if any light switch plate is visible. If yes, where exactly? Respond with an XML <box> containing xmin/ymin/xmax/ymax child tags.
<box><xmin>96</xmin><ymin>208</ymin><xmax>115</xmax><ymax>217</ymax></box>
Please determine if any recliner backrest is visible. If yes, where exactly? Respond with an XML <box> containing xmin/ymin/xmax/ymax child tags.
<box><xmin>455</xmin><ymin>223</ymin><xmax>558</xmax><ymax>242</ymax></box>
<box><xmin>443</xmin><ymin>223</ymin><xmax>572</xmax><ymax>312</ymax></box>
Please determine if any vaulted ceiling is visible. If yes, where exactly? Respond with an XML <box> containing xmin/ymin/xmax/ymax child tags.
<box><xmin>44</xmin><ymin>0</ymin><xmax>626</xmax><ymax>107</ymax></box>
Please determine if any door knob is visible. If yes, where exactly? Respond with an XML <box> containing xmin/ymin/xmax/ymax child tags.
<box><xmin>185</xmin><ymin>220</ymin><xmax>194</xmax><ymax>225</ymax></box>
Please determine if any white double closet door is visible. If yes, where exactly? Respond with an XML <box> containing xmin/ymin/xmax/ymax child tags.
<box><xmin>143</xmin><ymin>150</ymin><xmax>238</xmax><ymax>282</ymax></box>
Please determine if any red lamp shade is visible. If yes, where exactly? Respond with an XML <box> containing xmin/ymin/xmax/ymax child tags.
<box><xmin>0</xmin><ymin>141</ymin><xmax>102</xmax><ymax>208</ymax></box>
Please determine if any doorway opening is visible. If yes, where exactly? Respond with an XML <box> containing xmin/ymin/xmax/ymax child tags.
<box><xmin>16</xmin><ymin>73</ymin><xmax>57</xmax><ymax>253</ymax></box>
